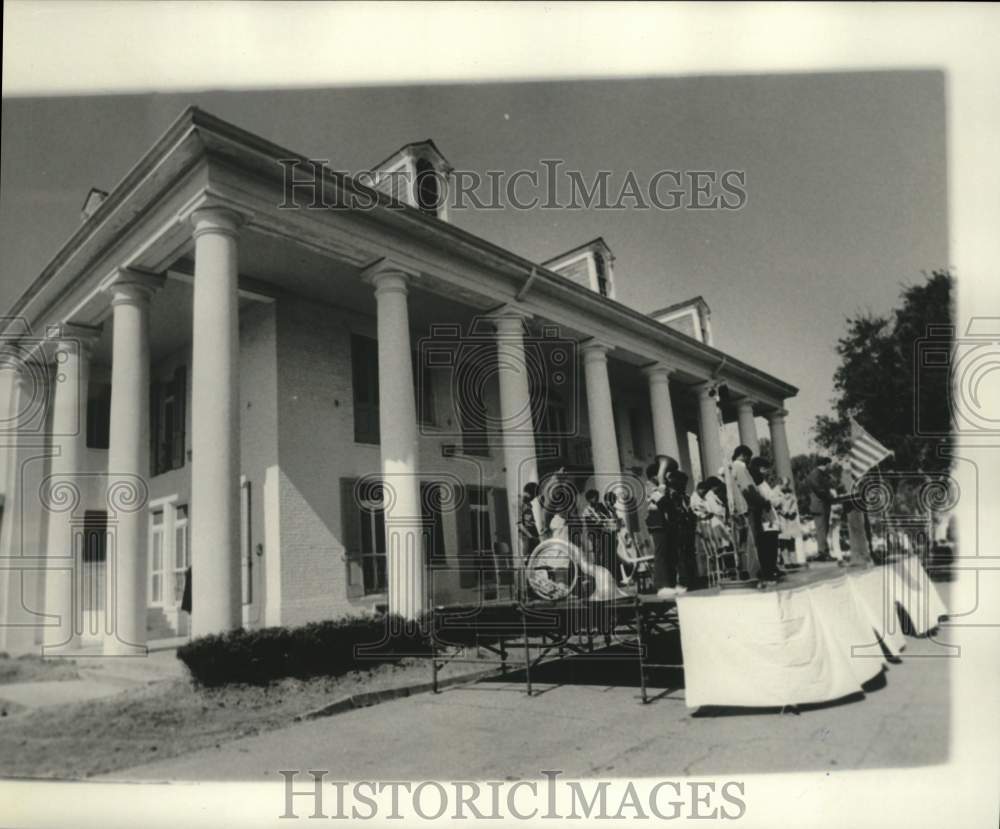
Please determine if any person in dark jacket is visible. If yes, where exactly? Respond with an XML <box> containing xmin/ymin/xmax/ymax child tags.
<box><xmin>805</xmin><ymin>457</ymin><xmax>837</xmax><ymax>561</ymax></box>
<box><xmin>664</xmin><ymin>469</ymin><xmax>698</xmax><ymax>591</ymax></box>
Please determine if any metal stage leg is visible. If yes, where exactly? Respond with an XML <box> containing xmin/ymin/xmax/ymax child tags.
<box><xmin>635</xmin><ymin>597</ymin><xmax>648</xmax><ymax>704</ymax></box>
<box><xmin>521</xmin><ymin>608</ymin><xmax>532</xmax><ymax>697</ymax></box>
<box><xmin>431</xmin><ymin>619</ymin><xmax>439</xmax><ymax>694</ymax></box>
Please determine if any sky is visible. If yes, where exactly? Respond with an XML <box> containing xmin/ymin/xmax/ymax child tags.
<box><xmin>0</xmin><ymin>73</ymin><xmax>948</xmax><ymax>455</ymax></box>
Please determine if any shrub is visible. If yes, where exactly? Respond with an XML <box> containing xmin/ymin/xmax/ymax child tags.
<box><xmin>177</xmin><ymin>612</ymin><xmax>431</xmax><ymax>686</ymax></box>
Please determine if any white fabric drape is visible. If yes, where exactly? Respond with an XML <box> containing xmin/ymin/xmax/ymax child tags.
<box><xmin>676</xmin><ymin>556</ymin><xmax>948</xmax><ymax>709</ymax></box>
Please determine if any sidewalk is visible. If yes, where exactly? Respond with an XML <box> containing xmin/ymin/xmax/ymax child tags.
<box><xmin>0</xmin><ymin>647</ymin><xmax>186</xmax><ymax>711</ymax></box>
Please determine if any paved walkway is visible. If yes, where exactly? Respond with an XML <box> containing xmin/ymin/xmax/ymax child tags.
<box><xmin>104</xmin><ymin>629</ymin><xmax>952</xmax><ymax>781</ymax></box>
<box><xmin>0</xmin><ymin>648</ymin><xmax>186</xmax><ymax>710</ymax></box>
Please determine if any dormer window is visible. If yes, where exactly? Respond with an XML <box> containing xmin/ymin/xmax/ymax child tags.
<box><xmin>542</xmin><ymin>237</ymin><xmax>616</xmax><ymax>300</ymax></box>
<box><xmin>368</xmin><ymin>140</ymin><xmax>452</xmax><ymax>221</ymax></box>
<box><xmin>651</xmin><ymin>297</ymin><xmax>714</xmax><ymax>346</ymax></box>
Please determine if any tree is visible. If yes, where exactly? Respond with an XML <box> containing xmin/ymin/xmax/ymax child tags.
<box><xmin>757</xmin><ymin>436</ymin><xmax>773</xmax><ymax>465</ymax></box>
<box><xmin>814</xmin><ymin>270</ymin><xmax>953</xmax><ymax>474</ymax></box>
<box><xmin>791</xmin><ymin>452</ymin><xmax>826</xmax><ymax>517</ymax></box>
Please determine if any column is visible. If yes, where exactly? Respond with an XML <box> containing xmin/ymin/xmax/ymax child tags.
<box><xmin>0</xmin><ymin>364</ymin><xmax>45</xmax><ymax>654</ymax></box>
<box><xmin>767</xmin><ymin>409</ymin><xmax>793</xmax><ymax>481</ymax></box>
<box><xmin>582</xmin><ymin>342</ymin><xmax>621</xmax><ymax>480</ymax></box>
<box><xmin>491</xmin><ymin>310</ymin><xmax>539</xmax><ymax>570</ymax></box>
<box><xmin>189</xmin><ymin>207</ymin><xmax>244</xmax><ymax>638</ymax></box>
<box><xmin>105</xmin><ymin>272</ymin><xmax>160</xmax><ymax>654</ymax></box>
<box><xmin>736</xmin><ymin>398</ymin><xmax>759</xmax><ymax>454</ymax></box>
<box><xmin>367</xmin><ymin>265</ymin><xmax>424</xmax><ymax>619</ymax></box>
<box><xmin>643</xmin><ymin>364</ymin><xmax>681</xmax><ymax>461</ymax></box>
<box><xmin>43</xmin><ymin>325</ymin><xmax>100</xmax><ymax>651</ymax></box>
<box><xmin>675</xmin><ymin>420</ymin><xmax>694</xmax><ymax>478</ymax></box>
<box><xmin>696</xmin><ymin>382</ymin><xmax>723</xmax><ymax>479</ymax></box>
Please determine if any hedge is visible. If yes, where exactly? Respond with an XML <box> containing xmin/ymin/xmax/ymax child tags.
<box><xmin>176</xmin><ymin>612</ymin><xmax>430</xmax><ymax>686</ymax></box>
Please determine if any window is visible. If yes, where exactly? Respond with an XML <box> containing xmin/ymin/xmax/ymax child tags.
<box><xmin>415</xmin><ymin>158</ymin><xmax>440</xmax><ymax>216</ymax></box>
<box><xmin>341</xmin><ymin>478</ymin><xmax>447</xmax><ymax>597</ymax></box>
<box><xmin>341</xmin><ymin>478</ymin><xmax>387</xmax><ymax>597</ymax></box>
<box><xmin>150</xmin><ymin>509</ymin><xmax>165</xmax><ymax>605</ymax></box>
<box><xmin>148</xmin><ymin>502</ymin><xmax>189</xmax><ymax>607</ymax></box>
<box><xmin>86</xmin><ymin>383</ymin><xmax>111</xmax><ymax>449</ymax></box>
<box><xmin>172</xmin><ymin>505</ymin><xmax>190</xmax><ymax>605</ymax></box>
<box><xmin>351</xmin><ymin>334</ymin><xmax>380</xmax><ymax>444</ymax></box>
<box><xmin>151</xmin><ymin>366</ymin><xmax>186</xmax><ymax>475</ymax></box>
<box><xmin>358</xmin><ymin>496</ymin><xmax>387</xmax><ymax>595</ymax></box>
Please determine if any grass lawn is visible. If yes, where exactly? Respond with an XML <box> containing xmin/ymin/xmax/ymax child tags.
<box><xmin>0</xmin><ymin>651</ymin><xmax>493</xmax><ymax>779</ymax></box>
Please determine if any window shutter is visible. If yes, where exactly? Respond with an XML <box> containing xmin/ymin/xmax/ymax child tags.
<box><xmin>340</xmin><ymin>478</ymin><xmax>365</xmax><ymax>598</ymax></box>
<box><xmin>149</xmin><ymin>381</ymin><xmax>161</xmax><ymax>475</ymax></box>
<box><xmin>454</xmin><ymin>484</ymin><xmax>477</xmax><ymax>588</ymax></box>
<box><xmin>172</xmin><ymin>365</ymin><xmax>187</xmax><ymax>469</ymax></box>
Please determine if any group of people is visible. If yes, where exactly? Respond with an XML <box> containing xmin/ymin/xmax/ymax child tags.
<box><xmin>640</xmin><ymin>446</ymin><xmax>799</xmax><ymax>598</ymax></box>
<box><xmin>516</xmin><ymin>444</ymin><xmax>806</xmax><ymax>602</ymax></box>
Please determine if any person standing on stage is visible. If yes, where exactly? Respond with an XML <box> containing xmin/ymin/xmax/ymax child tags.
<box><xmin>750</xmin><ymin>457</ymin><xmax>783</xmax><ymax>583</ymax></box>
<box><xmin>645</xmin><ymin>456</ymin><xmax>676</xmax><ymax>597</ymax></box>
<box><xmin>664</xmin><ymin>469</ymin><xmax>697</xmax><ymax>591</ymax></box>
<box><xmin>582</xmin><ymin>488</ymin><xmax>617</xmax><ymax>573</ymax></box>
<box><xmin>806</xmin><ymin>457</ymin><xmax>837</xmax><ymax>561</ymax></box>
<box><xmin>730</xmin><ymin>444</ymin><xmax>759</xmax><ymax>578</ymax></box>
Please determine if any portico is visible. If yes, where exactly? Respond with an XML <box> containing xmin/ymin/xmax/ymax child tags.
<box><xmin>0</xmin><ymin>107</ymin><xmax>798</xmax><ymax>651</ymax></box>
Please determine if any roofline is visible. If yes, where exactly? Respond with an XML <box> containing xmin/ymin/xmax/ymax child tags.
<box><xmin>2</xmin><ymin>107</ymin><xmax>796</xmax><ymax>401</ymax></box>
<box><xmin>2</xmin><ymin>104</ymin><xmax>205</xmax><ymax>327</ymax></box>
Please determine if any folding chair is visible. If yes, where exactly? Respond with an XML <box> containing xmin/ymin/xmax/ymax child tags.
<box><xmin>695</xmin><ymin>517</ymin><xmax>740</xmax><ymax>587</ymax></box>
<box><xmin>615</xmin><ymin>529</ymin><xmax>654</xmax><ymax>592</ymax></box>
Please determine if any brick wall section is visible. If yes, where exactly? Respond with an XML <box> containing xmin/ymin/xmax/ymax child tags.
<box><xmin>273</xmin><ymin>295</ymin><xmax>518</xmax><ymax>625</ymax></box>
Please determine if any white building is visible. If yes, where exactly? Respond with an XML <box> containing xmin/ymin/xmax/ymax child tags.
<box><xmin>0</xmin><ymin>108</ymin><xmax>797</xmax><ymax>655</ymax></box>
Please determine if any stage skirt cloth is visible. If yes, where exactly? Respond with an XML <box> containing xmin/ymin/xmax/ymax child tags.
<box><xmin>675</xmin><ymin>555</ymin><xmax>948</xmax><ymax>709</ymax></box>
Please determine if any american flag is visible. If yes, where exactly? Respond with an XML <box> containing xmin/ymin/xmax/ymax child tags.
<box><xmin>848</xmin><ymin>418</ymin><xmax>893</xmax><ymax>478</ymax></box>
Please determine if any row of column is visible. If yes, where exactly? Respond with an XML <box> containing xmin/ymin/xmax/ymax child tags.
<box><xmin>31</xmin><ymin>206</ymin><xmax>243</xmax><ymax>653</ymax></box>
<box><xmin>30</xmin><ymin>212</ymin><xmax>796</xmax><ymax>640</ymax></box>
<box><xmin>365</xmin><ymin>273</ymin><xmax>794</xmax><ymax>617</ymax></box>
